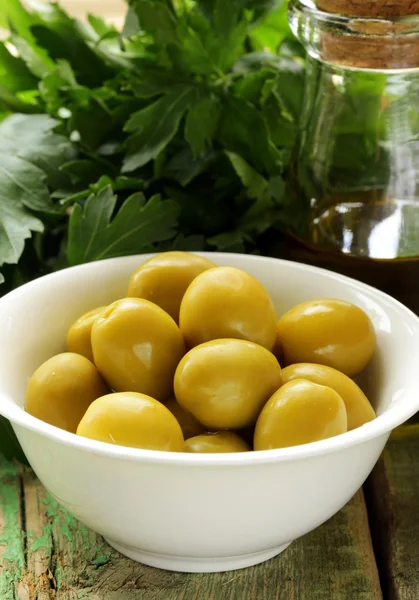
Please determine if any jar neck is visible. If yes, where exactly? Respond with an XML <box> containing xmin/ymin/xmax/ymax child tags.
<box><xmin>289</xmin><ymin>0</ymin><xmax>419</xmax><ymax>70</ymax></box>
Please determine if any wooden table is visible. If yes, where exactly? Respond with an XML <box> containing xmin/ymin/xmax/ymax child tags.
<box><xmin>0</xmin><ymin>425</ymin><xmax>418</xmax><ymax>599</ymax></box>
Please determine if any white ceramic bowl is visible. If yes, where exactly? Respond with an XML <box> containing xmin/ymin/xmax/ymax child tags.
<box><xmin>0</xmin><ymin>253</ymin><xmax>418</xmax><ymax>573</ymax></box>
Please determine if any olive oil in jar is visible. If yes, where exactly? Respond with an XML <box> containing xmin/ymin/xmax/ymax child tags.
<box><xmin>311</xmin><ymin>195</ymin><xmax>419</xmax><ymax>260</ymax></box>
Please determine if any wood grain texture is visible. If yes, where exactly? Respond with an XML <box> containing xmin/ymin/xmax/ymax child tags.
<box><xmin>367</xmin><ymin>425</ymin><xmax>419</xmax><ymax>600</ymax></box>
<box><xmin>0</xmin><ymin>460</ymin><xmax>26</xmax><ymax>600</ymax></box>
<box><xmin>0</xmin><ymin>455</ymin><xmax>382</xmax><ymax>600</ymax></box>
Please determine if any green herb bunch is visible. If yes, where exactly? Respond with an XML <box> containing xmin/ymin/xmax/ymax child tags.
<box><xmin>0</xmin><ymin>0</ymin><xmax>305</xmax><ymax>294</ymax></box>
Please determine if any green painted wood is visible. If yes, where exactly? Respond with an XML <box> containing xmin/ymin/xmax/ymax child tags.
<box><xmin>0</xmin><ymin>459</ymin><xmax>26</xmax><ymax>600</ymax></box>
<box><xmin>367</xmin><ymin>425</ymin><xmax>419</xmax><ymax>600</ymax></box>
<box><xmin>0</xmin><ymin>455</ymin><xmax>381</xmax><ymax>599</ymax></box>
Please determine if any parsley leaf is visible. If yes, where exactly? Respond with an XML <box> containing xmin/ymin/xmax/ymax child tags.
<box><xmin>68</xmin><ymin>186</ymin><xmax>180</xmax><ymax>265</ymax></box>
<box><xmin>0</xmin><ymin>114</ymin><xmax>74</xmax><ymax>271</ymax></box>
<box><xmin>208</xmin><ymin>230</ymin><xmax>247</xmax><ymax>253</ymax></box>
<box><xmin>29</xmin><ymin>2</ymin><xmax>115</xmax><ymax>87</ymax></box>
<box><xmin>185</xmin><ymin>93</ymin><xmax>221</xmax><ymax>159</ymax></box>
<box><xmin>134</xmin><ymin>0</ymin><xmax>179</xmax><ymax>46</ymax></box>
<box><xmin>0</xmin><ymin>43</ymin><xmax>37</xmax><ymax>93</ymax></box>
<box><xmin>217</xmin><ymin>96</ymin><xmax>282</xmax><ymax>174</ymax></box>
<box><xmin>227</xmin><ymin>151</ymin><xmax>271</xmax><ymax>201</ymax></box>
<box><xmin>227</xmin><ymin>151</ymin><xmax>286</xmax><ymax>234</ymax></box>
<box><xmin>123</xmin><ymin>85</ymin><xmax>196</xmax><ymax>171</ymax></box>
<box><xmin>0</xmin><ymin>155</ymin><xmax>47</xmax><ymax>266</ymax></box>
<box><xmin>249</xmin><ymin>2</ymin><xmax>290</xmax><ymax>52</ymax></box>
<box><xmin>0</xmin><ymin>0</ymin><xmax>37</xmax><ymax>46</ymax></box>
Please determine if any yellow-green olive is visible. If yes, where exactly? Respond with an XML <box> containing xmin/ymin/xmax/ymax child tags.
<box><xmin>25</xmin><ymin>353</ymin><xmax>107</xmax><ymax>433</ymax></box>
<box><xmin>184</xmin><ymin>432</ymin><xmax>250</xmax><ymax>453</ymax></box>
<box><xmin>276</xmin><ymin>298</ymin><xmax>376</xmax><ymax>376</ymax></box>
<box><xmin>67</xmin><ymin>306</ymin><xmax>107</xmax><ymax>362</ymax></box>
<box><xmin>91</xmin><ymin>298</ymin><xmax>185</xmax><ymax>401</ymax></box>
<box><xmin>254</xmin><ymin>379</ymin><xmax>348</xmax><ymax>450</ymax></box>
<box><xmin>165</xmin><ymin>396</ymin><xmax>205</xmax><ymax>440</ymax></box>
<box><xmin>179</xmin><ymin>267</ymin><xmax>277</xmax><ymax>351</ymax></box>
<box><xmin>127</xmin><ymin>252</ymin><xmax>216</xmax><ymax>323</ymax></box>
<box><xmin>281</xmin><ymin>363</ymin><xmax>375</xmax><ymax>431</ymax></box>
<box><xmin>174</xmin><ymin>339</ymin><xmax>282</xmax><ymax>430</ymax></box>
<box><xmin>77</xmin><ymin>392</ymin><xmax>184</xmax><ymax>451</ymax></box>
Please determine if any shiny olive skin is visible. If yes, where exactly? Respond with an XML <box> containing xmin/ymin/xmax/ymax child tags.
<box><xmin>77</xmin><ymin>392</ymin><xmax>184</xmax><ymax>451</ymax></box>
<box><xmin>91</xmin><ymin>298</ymin><xmax>185</xmax><ymax>402</ymax></box>
<box><xmin>276</xmin><ymin>298</ymin><xmax>376</xmax><ymax>376</ymax></box>
<box><xmin>281</xmin><ymin>363</ymin><xmax>376</xmax><ymax>431</ymax></box>
<box><xmin>127</xmin><ymin>252</ymin><xmax>216</xmax><ymax>323</ymax></box>
<box><xmin>25</xmin><ymin>353</ymin><xmax>107</xmax><ymax>433</ymax></box>
<box><xmin>165</xmin><ymin>396</ymin><xmax>205</xmax><ymax>439</ymax></box>
<box><xmin>254</xmin><ymin>379</ymin><xmax>348</xmax><ymax>450</ymax></box>
<box><xmin>184</xmin><ymin>432</ymin><xmax>250</xmax><ymax>453</ymax></box>
<box><xmin>67</xmin><ymin>306</ymin><xmax>107</xmax><ymax>362</ymax></box>
<box><xmin>179</xmin><ymin>267</ymin><xmax>277</xmax><ymax>351</ymax></box>
<box><xmin>174</xmin><ymin>339</ymin><xmax>282</xmax><ymax>430</ymax></box>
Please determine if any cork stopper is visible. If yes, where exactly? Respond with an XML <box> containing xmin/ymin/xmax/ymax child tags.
<box><xmin>315</xmin><ymin>0</ymin><xmax>419</xmax><ymax>68</ymax></box>
<box><xmin>318</xmin><ymin>0</ymin><xmax>419</xmax><ymax>17</ymax></box>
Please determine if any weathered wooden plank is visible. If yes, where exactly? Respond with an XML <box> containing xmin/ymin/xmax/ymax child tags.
<box><xmin>283</xmin><ymin>491</ymin><xmax>381</xmax><ymax>600</ymax></box>
<box><xmin>0</xmin><ymin>459</ymin><xmax>24</xmax><ymax>600</ymax></box>
<box><xmin>367</xmin><ymin>425</ymin><xmax>419</xmax><ymax>600</ymax></box>
<box><xmin>0</xmin><ymin>454</ymin><xmax>381</xmax><ymax>600</ymax></box>
<box><xmin>21</xmin><ymin>469</ymin><xmax>57</xmax><ymax>600</ymax></box>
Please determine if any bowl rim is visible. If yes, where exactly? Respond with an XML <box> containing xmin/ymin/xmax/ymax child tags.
<box><xmin>1</xmin><ymin>252</ymin><xmax>419</xmax><ymax>467</ymax></box>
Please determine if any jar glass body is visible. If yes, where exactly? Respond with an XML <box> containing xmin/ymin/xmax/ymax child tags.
<box><xmin>287</xmin><ymin>0</ymin><xmax>419</xmax><ymax>312</ymax></box>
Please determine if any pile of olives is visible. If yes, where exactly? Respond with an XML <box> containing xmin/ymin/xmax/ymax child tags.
<box><xmin>25</xmin><ymin>252</ymin><xmax>377</xmax><ymax>454</ymax></box>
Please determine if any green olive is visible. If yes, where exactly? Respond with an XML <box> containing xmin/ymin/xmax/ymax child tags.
<box><xmin>127</xmin><ymin>252</ymin><xmax>216</xmax><ymax>323</ymax></box>
<box><xmin>174</xmin><ymin>339</ymin><xmax>282</xmax><ymax>430</ymax></box>
<box><xmin>165</xmin><ymin>396</ymin><xmax>205</xmax><ymax>439</ymax></box>
<box><xmin>91</xmin><ymin>298</ymin><xmax>185</xmax><ymax>402</ymax></box>
<box><xmin>276</xmin><ymin>298</ymin><xmax>376</xmax><ymax>376</ymax></box>
<box><xmin>254</xmin><ymin>379</ymin><xmax>348</xmax><ymax>450</ymax></box>
<box><xmin>179</xmin><ymin>267</ymin><xmax>277</xmax><ymax>351</ymax></box>
<box><xmin>281</xmin><ymin>363</ymin><xmax>376</xmax><ymax>431</ymax></box>
<box><xmin>184</xmin><ymin>432</ymin><xmax>250</xmax><ymax>453</ymax></box>
<box><xmin>25</xmin><ymin>353</ymin><xmax>107</xmax><ymax>433</ymax></box>
<box><xmin>77</xmin><ymin>392</ymin><xmax>184</xmax><ymax>451</ymax></box>
<box><xmin>67</xmin><ymin>306</ymin><xmax>107</xmax><ymax>362</ymax></box>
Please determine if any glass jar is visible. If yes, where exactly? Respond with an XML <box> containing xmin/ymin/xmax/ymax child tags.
<box><xmin>286</xmin><ymin>0</ymin><xmax>419</xmax><ymax>313</ymax></box>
